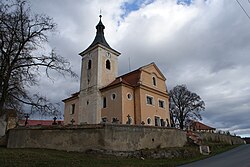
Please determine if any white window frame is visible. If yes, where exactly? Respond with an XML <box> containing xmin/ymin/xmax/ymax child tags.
<box><xmin>147</xmin><ymin>117</ymin><xmax>152</xmax><ymax>125</ymax></box>
<box><xmin>146</xmin><ymin>94</ymin><xmax>155</xmax><ymax>106</ymax></box>
<box><xmin>154</xmin><ymin>115</ymin><xmax>161</xmax><ymax>126</ymax></box>
<box><xmin>158</xmin><ymin>98</ymin><xmax>166</xmax><ymax>109</ymax></box>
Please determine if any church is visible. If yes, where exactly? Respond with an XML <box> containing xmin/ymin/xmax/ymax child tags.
<box><xmin>63</xmin><ymin>15</ymin><xmax>170</xmax><ymax>126</ymax></box>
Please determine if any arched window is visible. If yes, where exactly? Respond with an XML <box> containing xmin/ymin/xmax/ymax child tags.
<box><xmin>103</xmin><ymin>97</ymin><xmax>107</xmax><ymax>108</ymax></box>
<box><xmin>106</xmin><ymin>60</ymin><xmax>111</xmax><ymax>70</ymax></box>
<box><xmin>70</xmin><ymin>104</ymin><xmax>75</xmax><ymax>115</ymax></box>
<box><xmin>147</xmin><ymin>118</ymin><xmax>151</xmax><ymax>125</ymax></box>
<box><xmin>152</xmin><ymin>76</ymin><xmax>156</xmax><ymax>86</ymax></box>
<box><xmin>87</xmin><ymin>60</ymin><xmax>92</xmax><ymax>69</ymax></box>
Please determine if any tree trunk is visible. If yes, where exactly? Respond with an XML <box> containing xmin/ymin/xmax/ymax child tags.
<box><xmin>0</xmin><ymin>101</ymin><xmax>4</xmax><ymax>117</ymax></box>
<box><xmin>179</xmin><ymin>111</ymin><xmax>184</xmax><ymax>129</ymax></box>
<box><xmin>180</xmin><ymin>120</ymin><xmax>184</xmax><ymax>130</ymax></box>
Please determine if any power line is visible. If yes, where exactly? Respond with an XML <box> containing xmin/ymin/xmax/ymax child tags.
<box><xmin>236</xmin><ymin>0</ymin><xmax>250</xmax><ymax>20</ymax></box>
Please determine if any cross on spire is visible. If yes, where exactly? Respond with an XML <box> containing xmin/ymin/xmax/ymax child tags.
<box><xmin>99</xmin><ymin>9</ymin><xmax>102</xmax><ymax>19</ymax></box>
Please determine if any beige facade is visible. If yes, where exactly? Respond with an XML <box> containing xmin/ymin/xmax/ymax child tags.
<box><xmin>63</xmin><ymin>16</ymin><xmax>170</xmax><ymax>126</ymax></box>
<box><xmin>63</xmin><ymin>92</ymin><xmax>79</xmax><ymax>124</ymax></box>
<box><xmin>100</xmin><ymin>63</ymin><xmax>170</xmax><ymax>126</ymax></box>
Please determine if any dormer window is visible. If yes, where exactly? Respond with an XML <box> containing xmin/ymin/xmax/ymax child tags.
<box><xmin>106</xmin><ymin>59</ymin><xmax>111</xmax><ymax>70</ymax></box>
<box><xmin>87</xmin><ymin>60</ymin><xmax>92</xmax><ymax>70</ymax></box>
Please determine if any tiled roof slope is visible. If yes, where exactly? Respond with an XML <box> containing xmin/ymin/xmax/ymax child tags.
<box><xmin>192</xmin><ymin>121</ymin><xmax>216</xmax><ymax>130</ymax></box>
<box><xmin>62</xmin><ymin>92</ymin><xmax>79</xmax><ymax>102</ymax></box>
<box><xmin>18</xmin><ymin>120</ymin><xmax>64</xmax><ymax>126</ymax></box>
<box><xmin>100</xmin><ymin>62</ymin><xmax>164</xmax><ymax>91</ymax></box>
<box><xmin>100</xmin><ymin>67</ymin><xmax>141</xmax><ymax>90</ymax></box>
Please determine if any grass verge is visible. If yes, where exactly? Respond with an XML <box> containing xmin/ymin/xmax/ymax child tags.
<box><xmin>0</xmin><ymin>144</ymin><xmax>240</xmax><ymax>167</ymax></box>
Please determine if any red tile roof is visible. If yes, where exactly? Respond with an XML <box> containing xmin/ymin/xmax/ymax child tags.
<box><xmin>100</xmin><ymin>62</ymin><xmax>167</xmax><ymax>91</ymax></box>
<box><xmin>192</xmin><ymin>121</ymin><xmax>215</xmax><ymax>131</ymax></box>
<box><xmin>100</xmin><ymin>67</ymin><xmax>142</xmax><ymax>91</ymax></box>
<box><xmin>18</xmin><ymin>120</ymin><xmax>64</xmax><ymax>126</ymax></box>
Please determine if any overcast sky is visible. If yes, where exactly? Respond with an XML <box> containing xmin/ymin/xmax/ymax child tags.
<box><xmin>27</xmin><ymin>0</ymin><xmax>250</xmax><ymax>137</ymax></box>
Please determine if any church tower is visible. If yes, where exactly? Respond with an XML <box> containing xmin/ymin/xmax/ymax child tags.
<box><xmin>78</xmin><ymin>15</ymin><xmax>120</xmax><ymax>124</ymax></box>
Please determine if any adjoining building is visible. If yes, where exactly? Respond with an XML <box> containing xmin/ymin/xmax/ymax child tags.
<box><xmin>190</xmin><ymin>121</ymin><xmax>216</xmax><ymax>133</ymax></box>
<box><xmin>0</xmin><ymin>109</ymin><xmax>17</xmax><ymax>137</ymax></box>
<box><xmin>243</xmin><ymin>137</ymin><xmax>250</xmax><ymax>144</ymax></box>
<box><xmin>63</xmin><ymin>15</ymin><xmax>170</xmax><ymax>126</ymax></box>
<box><xmin>18</xmin><ymin>120</ymin><xmax>63</xmax><ymax>126</ymax></box>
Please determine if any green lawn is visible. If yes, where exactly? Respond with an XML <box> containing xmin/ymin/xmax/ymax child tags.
<box><xmin>0</xmin><ymin>145</ymin><xmax>239</xmax><ymax>167</ymax></box>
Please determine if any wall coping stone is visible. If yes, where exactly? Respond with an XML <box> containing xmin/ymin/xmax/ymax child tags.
<box><xmin>14</xmin><ymin>123</ymin><xmax>183</xmax><ymax>131</ymax></box>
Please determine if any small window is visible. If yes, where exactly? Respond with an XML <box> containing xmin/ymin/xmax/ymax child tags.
<box><xmin>158</xmin><ymin>100</ymin><xmax>165</xmax><ymax>108</ymax></box>
<box><xmin>127</xmin><ymin>93</ymin><xmax>132</xmax><ymax>100</ymax></box>
<box><xmin>106</xmin><ymin>60</ymin><xmax>111</xmax><ymax>70</ymax></box>
<box><xmin>87</xmin><ymin>60</ymin><xmax>92</xmax><ymax>69</ymax></box>
<box><xmin>146</xmin><ymin>96</ymin><xmax>154</xmax><ymax>105</ymax></box>
<box><xmin>147</xmin><ymin>118</ymin><xmax>151</xmax><ymax>125</ymax></box>
<box><xmin>103</xmin><ymin>97</ymin><xmax>107</xmax><ymax>108</ymax></box>
<box><xmin>70</xmin><ymin>104</ymin><xmax>75</xmax><ymax>115</ymax></box>
<box><xmin>111</xmin><ymin>93</ymin><xmax>116</xmax><ymax>100</ymax></box>
<box><xmin>152</xmin><ymin>76</ymin><xmax>156</xmax><ymax>86</ymax></box>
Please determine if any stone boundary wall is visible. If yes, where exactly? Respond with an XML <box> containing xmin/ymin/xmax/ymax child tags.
<box><xmin>199</xmin><ymin>132</ymin><xmax>245</xmax><ymax>145</ymax></box>
<box><xmin>7</xmin><ymin>124</ymin><xmax>187</xmax><ymax>152</ymax></box>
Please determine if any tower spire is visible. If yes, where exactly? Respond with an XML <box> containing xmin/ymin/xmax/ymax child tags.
<box><xmin>79</xmin><ymin>15</ymin><xmax>120</xmax><ymax>55</ymax></box>
<box><xmin>86</xmin><ymin>15</ymin><xmax>110</xmax><ymax>49</ymax></box>
<box><xmin>96</xmin><ymin>14</ymin><xmax>105</xmax><ymax>35</ymax></box>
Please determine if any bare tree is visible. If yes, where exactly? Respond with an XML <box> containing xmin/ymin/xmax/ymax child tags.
<box><xmin>0</xmin><ymin>0</ymin><xmax>77</xmax><ymax>117</ymax></box>
<box><xmin>169</xmin><ymin>85</ymin><xmax>205</xmax><ymax>130</ymax></box>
